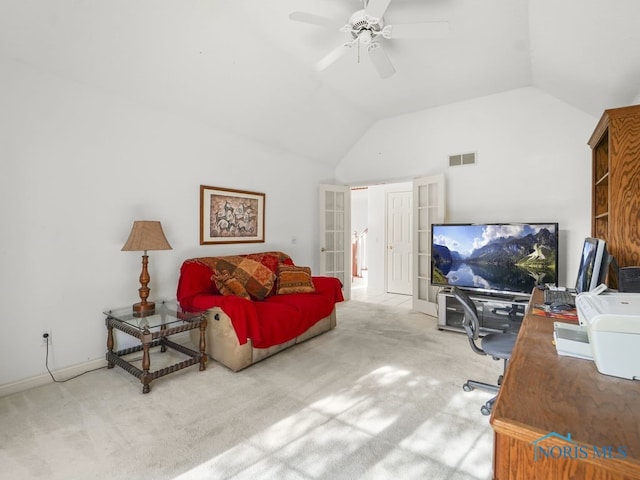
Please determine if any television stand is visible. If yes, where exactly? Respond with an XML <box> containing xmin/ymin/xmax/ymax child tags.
<box><xmin>437</xmin><ymin>289</ymin><xmax>529</xmax><ymax>334</ymax></box>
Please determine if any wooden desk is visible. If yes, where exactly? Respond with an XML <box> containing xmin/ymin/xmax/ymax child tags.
<box><xmin>490</xmin><ymin>288</ymin><xmax>640</xmax><ymax>479</ymax></box>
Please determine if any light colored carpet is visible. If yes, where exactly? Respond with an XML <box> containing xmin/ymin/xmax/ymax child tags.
<box><xmin>0</xmin><ymin>300</ymin><xmax>502</xmax><ymax>480</ymax></box>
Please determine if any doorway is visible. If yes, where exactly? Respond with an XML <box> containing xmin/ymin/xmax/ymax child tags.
<box><xmin>350</xmin><ymin>182</ymin><xmax>413</xmax><ymax>307</ymax></box>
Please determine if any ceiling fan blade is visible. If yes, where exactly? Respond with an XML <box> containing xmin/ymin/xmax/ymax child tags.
<box><xmin>367</xmin><ymin>42</ymin><xmax>395</xmax><ymax>79</ymax></box>
<box><xmin>289</xmin><ymin>11</ymin><xmax>342</xmax><ymax>30</ymax></box>
<box><xmin>315</xmin><ymin>42</ymin><xmax>353</xmax><ymax>71</ymax></box>
<box><xmin>364</xmin><ymin>0</ymin><xmax>392</xmax><ymax>23</ymax></box>
<box><xmin>382</xmin><ymin>21</ymin><xmax>450</xmax><ymax>39</ymax></box>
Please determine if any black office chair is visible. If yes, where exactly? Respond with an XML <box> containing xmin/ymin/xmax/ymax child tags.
<box><xmin>451</xmin><ymin>286</ymin><xmax>518</xmax><ymax>416</ymax></box>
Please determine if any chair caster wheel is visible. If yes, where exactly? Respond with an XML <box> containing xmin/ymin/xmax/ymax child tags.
<box><xmin>481</xmin><ymin>405</ymin><xmax>492</xmax><ymax>416</ymax></box>
<box><xmin>463</xmin><ymin>383</ymin><xmax>473</xmax><ymax>392</ymax></box>
<box><xmin>497</xmin><ymin>374</ymin><xmax>504</xmax><ymax>386</ymax></box>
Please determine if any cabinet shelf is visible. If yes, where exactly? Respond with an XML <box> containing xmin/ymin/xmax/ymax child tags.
<box><xmin>595</xmin><ymin>172</ymin><xmax>609</xmax><ymax>185</ymax></box>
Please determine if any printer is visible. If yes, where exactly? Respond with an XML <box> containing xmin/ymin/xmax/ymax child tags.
<box><xmin>576</xmin><ymin>292</ymin><xmax>640</xmax><ymax>380</ymax></box>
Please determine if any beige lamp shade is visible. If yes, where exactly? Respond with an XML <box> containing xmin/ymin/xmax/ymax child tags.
<box><xmin>121</xmin><ymin>220</ymin><xmax>171</xmax><ymax>316</ymax></box>
<box><xmin>121</xmin><ymin>221</ymin><xmax>172</xmax><ymax>252</ymax></box>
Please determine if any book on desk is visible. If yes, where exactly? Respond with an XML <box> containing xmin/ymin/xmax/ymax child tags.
<box><xmin>532</xmin><ymin>303</ymin><xmax>578</xmax><ymax>321</ymax></box>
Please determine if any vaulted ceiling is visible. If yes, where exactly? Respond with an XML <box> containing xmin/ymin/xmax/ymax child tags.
<box><xmin>2</xmin><ymin>0</ymin><xmax>639</xmax><ymax>165</ymax></box>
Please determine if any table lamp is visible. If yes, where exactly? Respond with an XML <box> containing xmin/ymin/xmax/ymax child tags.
<box><xmin>121</xmin><ymin>220</ymin><xmax>172</xmax><ymax>316</ymax></box>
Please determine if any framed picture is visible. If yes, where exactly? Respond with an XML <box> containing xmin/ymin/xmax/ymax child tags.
<box><xmin>200</xmin><ymin>185</ymin><xmax>265</xmax><ymax>245</ymax></box>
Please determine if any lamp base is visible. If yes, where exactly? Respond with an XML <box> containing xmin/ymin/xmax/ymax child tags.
<box><xmin>133</xmin><ymin>301</ymin><xmax>155</xmax><ymax>317</ymax></box>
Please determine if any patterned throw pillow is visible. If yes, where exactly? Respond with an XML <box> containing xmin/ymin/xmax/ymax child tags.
<box><xmin>212</xmin><ymin>271</ymin><xmax>250</xmax><ymax>299</ymax></box>
<box><xmin>244</xmin><ymin>252</ymin><xmax>289</xmax><ymax>296</ymax></box>
<box><xmin>276</xmin><ymin>265</ymin><xmax>316</xmax><ymax>295</ymax></box>
<box><xmin>213</xmin><ymin>256</ymin><xmax>276</xmax><ymax>300</ymax></box>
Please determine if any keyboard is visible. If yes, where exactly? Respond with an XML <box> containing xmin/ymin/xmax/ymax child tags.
<box><xmin>543</xmin><ymin>288</ymin><xmax>575</xmax><ymax>307</ymax></box>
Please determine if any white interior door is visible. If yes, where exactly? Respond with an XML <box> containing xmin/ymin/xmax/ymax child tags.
<box><xmin>387</xmin><ymin>191</ymin><xmax>412</xmax><ymax>295</ymax></box>
<box><xmin>412</xmin><ymin>174</ymin><xmax>445</xmax><ymax>316</ymax></box>
<box><xmin>319</xmin><ymin>184</ymin><xmax>351</xmax><ymax>299</ymax></box>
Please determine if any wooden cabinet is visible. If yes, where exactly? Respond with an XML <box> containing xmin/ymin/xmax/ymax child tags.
<box><xmin>588</xmin><ymin>104</ymin><xmax>640</xmax><ymax>283</ymax></box>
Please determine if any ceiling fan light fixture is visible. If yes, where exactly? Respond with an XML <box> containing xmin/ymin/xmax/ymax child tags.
<box><xmin>359</xmin><ymin>30</ymin><xmax>373</xmax><ymax>46</ymax></box>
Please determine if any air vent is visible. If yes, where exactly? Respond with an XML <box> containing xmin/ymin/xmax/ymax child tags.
<box><xmin>449</xmin><ymin>152</ymin><xmax>476</xmax><ymax>167</ymax></box>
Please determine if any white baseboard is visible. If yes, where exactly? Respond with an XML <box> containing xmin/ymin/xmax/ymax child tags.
<box><xmin>0</xmin><ymin>358</ymin><xmax>107</xmax><ymax>398</ymax></box>
<box><xmin>1</xmin><ymin>332</ymin><xmax>195</xmax><ymax>398</ymax></box>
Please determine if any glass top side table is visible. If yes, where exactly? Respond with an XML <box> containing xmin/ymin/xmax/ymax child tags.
<box><xmin>104</xmin><ymin>300</ymin><xmax>207</xmax><ymax>393</ymax></box>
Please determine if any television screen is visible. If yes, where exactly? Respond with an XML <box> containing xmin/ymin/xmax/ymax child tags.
<box><xmin>575</xmin><ymin>237</ymin><xmax>607</xmax><ymax>293</ymax></box>
<box><xmin>431</xmin><ymin>223</ymin><xmax>559</xmax><ymax>295</ymax></box>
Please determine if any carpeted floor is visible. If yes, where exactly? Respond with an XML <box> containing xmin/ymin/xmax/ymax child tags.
<box><xmin>0</xmin><ymin>300</ymin><xmax>502</xmax><ymax>480</ymax></box>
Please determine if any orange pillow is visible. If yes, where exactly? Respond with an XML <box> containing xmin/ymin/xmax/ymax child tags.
<box><xmin>212</xmin><ymin>271</ymin><xmax>250</xmax><ymax>299</ymax></box>
<box><xmin>212</xmin><ymin>256</ymin><xmax>276</xmax><ymax>300</ymax></box>
<box><xmin>277</xmin><ymin>265</ymin><xmax>316</xmax><ymax>294</ymax></box>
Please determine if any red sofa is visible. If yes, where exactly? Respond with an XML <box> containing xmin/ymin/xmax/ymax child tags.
<box><xmin>177</xmin><ymin>251</ymin><xmax>344</xmax><ymax>371</ymax></box>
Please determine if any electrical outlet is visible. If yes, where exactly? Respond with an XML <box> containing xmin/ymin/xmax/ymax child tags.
<box><xmin>41</xmin><ymin>330</ymin><xmax>51</xmax><ymax>346</ymax></box>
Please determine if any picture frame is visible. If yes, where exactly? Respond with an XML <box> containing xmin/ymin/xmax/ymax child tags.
<box><xmin>200</xmin><ymin>185</ymin><xmax>265</xmax><ymax>245</ymax></box>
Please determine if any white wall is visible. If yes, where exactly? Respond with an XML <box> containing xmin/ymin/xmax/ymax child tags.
<box><xmin>350</xmin><ymin>189</ymin><xmax>368</xmax><ymax>236</ymax></box>
<box><xmin>0</xmin><ymin>59</ymin><xmax>334</xmax><ymax>388</ymax></box>
<box><xmin>336</xmin><ymin>87</ymin><xmax>598</xmax><ymax>289</ymax></box>
<box><xmin>350</xmin><ymin>188</ymin><xmax>368</xmax><ymax>275</ymax></box>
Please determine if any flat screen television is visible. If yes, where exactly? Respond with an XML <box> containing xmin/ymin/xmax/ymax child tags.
<box><xmin>574</xmin><ymin>237</ymin><xmax>607</xmax><ymax>293</ymax></box>
<box><xmin>431</xmin><ymin>223</ymin><xmax>559</xmax><ymax>296</ymax></box>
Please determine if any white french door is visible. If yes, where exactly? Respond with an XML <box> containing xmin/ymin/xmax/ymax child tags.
<box><xmin>319</xmin><ymin>184</ymin><xmax>351</xmax><ymax>299</ymax></box>
<box><xmin>412</xmin><ymin>174</ymin><xmax>445</xmax><ymax>316</ymax></box>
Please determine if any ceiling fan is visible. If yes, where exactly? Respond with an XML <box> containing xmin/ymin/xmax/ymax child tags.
<box><xmin>289</xmin><ymin>0</ymin><xmax>449</xmax><ymax>78</ymax></box>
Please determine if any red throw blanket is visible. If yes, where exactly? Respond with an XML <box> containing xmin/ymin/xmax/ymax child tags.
<box><xmin>176</xmin><ymin>257</ymin><xmax>344</xmax><ymax>348</ymax></box>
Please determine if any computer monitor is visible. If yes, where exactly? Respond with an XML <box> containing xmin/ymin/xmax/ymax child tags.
<box><xmin>575</xmin><ymin>237</ymin><xmax>607</xmax><ymax>293</ymax></box>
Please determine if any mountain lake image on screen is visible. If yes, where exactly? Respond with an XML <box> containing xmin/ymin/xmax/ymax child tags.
<box><xmin>431</xmin><ymin>223</ymin><xmax>559</xmax><ymax>295</ymax></box>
